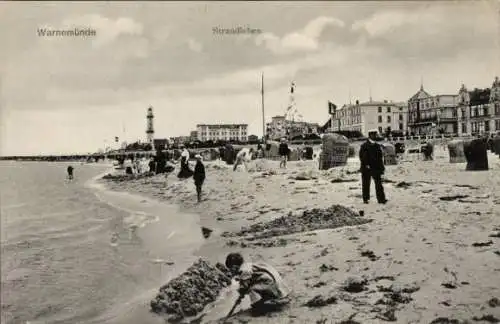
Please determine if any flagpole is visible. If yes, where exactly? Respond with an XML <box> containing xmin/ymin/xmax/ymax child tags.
<box><xmin>261</xmin><ymin>72</ymin><xmax>266</xmax><ymax>144</ymax></box>
<box><xmin>330</xmin><ymin>102</ymin><xmax>333</xmax><ymax>133</ymax></box>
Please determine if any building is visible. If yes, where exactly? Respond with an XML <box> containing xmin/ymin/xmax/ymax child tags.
<box><xmin>190</xmin><ymin>131</ymin><xmax>198</xmax><ymax>141</ymax></box>
<box><xmin>457</xmin><ymin>76</ymin><xmax>500</xmax><ymax>136</ymax></box>
<box><xmin>287</xmin><ymin>121</ymin><xmax>320</xmax><ymax>139</ymax></box>
<box><xmin>169</xmin><ymin>136</ymin><xmax>191</xmax><ymax>146</ymax></box>
<box><xmin>407</xmin><ymin>85</ymin><xmax>458</xmax><ymax>135</ymax></box>
<box><xmin>330</xmin><ymin>99</ymin><xmax>408</xmax><ymax>136</ymax></box>
<box><xmin>247</xmin><ymin>134</ymin><xmax>259</xmax><ymax>143</ymax></box>
<box><xmin>266</xmin><ymin>116</ymin><xmax>287</xmax><ymax>140</ymax></box>
<box><xmin>266</xmin><ymin>115</ymin><xmax>319</xmax><ymax>140</ymax></box>
<box><xmin>196</xmin><ymin>124</ymin><xmax>248</xmax><ymax>142</ymax></box>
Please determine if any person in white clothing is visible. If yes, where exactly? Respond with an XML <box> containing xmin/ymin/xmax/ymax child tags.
<box><xmin>233</xmin><ymin>148</ymin><xmax>254</xmax><ymax>172</ymax></box>
<box><xmin>181</xmin><ymin>148</ymin><xmax>190</xmax><ymax>160</ymax></box>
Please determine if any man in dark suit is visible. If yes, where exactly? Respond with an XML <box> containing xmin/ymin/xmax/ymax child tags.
<box><xmin>359</xmin><ymin>132</ymin><xmax>387</xmax><ymax>204</ymax></box>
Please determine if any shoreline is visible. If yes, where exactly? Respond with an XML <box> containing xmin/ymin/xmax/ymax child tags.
<box><xmin>97</xmin><ymin>154</ymin><xmax>500</xmax><ymax>323</ymax></box>
<box><xmin>85</xmin><ymin>168</ymin><xmax>211</xmax><ymax>324</ymax></box>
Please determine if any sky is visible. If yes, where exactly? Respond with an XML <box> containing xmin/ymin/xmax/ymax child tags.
<box><xmin>1</xmin><ymin>1</ymin><xmax>499</xmax><ymax>155</ymax></box>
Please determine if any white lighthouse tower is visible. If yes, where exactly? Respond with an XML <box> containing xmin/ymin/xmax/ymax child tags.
<box><xmin>146</xmin><ymin>106</ymin><xmax>155</xmax><ymax>149</ymax></box>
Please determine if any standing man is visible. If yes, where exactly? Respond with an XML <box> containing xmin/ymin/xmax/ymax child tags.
<box><xmin>193</xmin><ymin>154</ymin><xmax>206</xmax><ymax>203</ymax></box>
<box><xmin>279</xmin><ymin>138</ymin><xmax>289</xmax><ymax>168</ymax></box>
<box><xmin>359</xmin><ymin>132</ymin><xmax>388</xmax><ymax>204</ymax></box>
<box><xmin>233</xmin><ymin>147</ymin><xmax>254</xmax><ymax>172</ymax></box>
<box><xmin>67</xmin><ymin>165</ymin><xmax>74</xmax><ymax>180</ymax></box>
<box><xmin>225</xmin><ymin>252</ymin><xmax>290</xmax><ymax>316</ymax></box>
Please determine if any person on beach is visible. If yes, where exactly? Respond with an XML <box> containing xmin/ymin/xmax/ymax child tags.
<box><xmin>148</xmin><ymin>157</ymin><xmax>156</xmax><ymax>173</ymax></box>
<box><xmin>67</xmin><ymin>165</ymin><xmax>74</xmax><ymax>180</ymax></box>
<box><xmin>225</xmin><ymin>252</ymin><xmax>290</xmax><ymax>316</ymax></box>
<box><xmin>278</xmin><ymin>138</ymin><xmax>289</xmax><ymax>168</ymax></box>
<box><xmin>193</xmin><ymin>154</ymin><xmax>206</xmax><ymax>203</ymax></box>
<box><xmin>359</xmin><ymin>132</ymin><xmax>387</xmax><ymax>204</ymax></box>
<box><xmin>233</xmin><ymin>148</ymin><xmax>254</xmax><ymax>172</ymax></box>
<box><xmin>177</xmin><ymin>148</ymin><xmax>194</xmax><ymax>179</ymax></box>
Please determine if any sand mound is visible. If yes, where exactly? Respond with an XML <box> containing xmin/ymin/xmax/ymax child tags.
<box><xmin>102</xmin><ymin>172</ymin><xmax>155</xmax><ymax>182</ymax></box>
<box><xmin>150</xmin><ymin>259</ymin><xmax>232</xmax><ymax>320</ymax></box>
<box><xmin>225</xmin><ymin>205</ymin><xmax>372</xmax><ymax>240</ymax></box>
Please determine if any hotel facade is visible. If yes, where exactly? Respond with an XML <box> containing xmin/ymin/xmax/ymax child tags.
<box><xmin>330</xmin><ymin>99</ymin><xmax>407</xmax><ymax>136</ymax></box>
<box><xmin>196</xmin><ymin>124</ymin><xmax>248</xmax><ymax>142</ymax></box>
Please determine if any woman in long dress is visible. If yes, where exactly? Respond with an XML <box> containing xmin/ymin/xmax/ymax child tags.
<box><xmin>177</xmin><ymin>148</ymin><xmax>193</xmax><ymax>179</ymax></box>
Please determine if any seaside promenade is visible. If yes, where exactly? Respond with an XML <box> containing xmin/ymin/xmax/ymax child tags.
<box><xmin>99</xmin><ymin>147</ymin><xmax>500</xmax><ymax>323</ymax></box>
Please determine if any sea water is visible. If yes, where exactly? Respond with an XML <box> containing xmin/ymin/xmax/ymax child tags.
<box><xmin>0</xmin><ymin>161</ymin><xmax>205</xmax><ymax>324</ymax></box>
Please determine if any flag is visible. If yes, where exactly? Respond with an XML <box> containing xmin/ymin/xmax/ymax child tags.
<box><xmin>328</xmin><ymin>101</ymin><xmax>337</xmax><ymax>115</ymax></box>
<box><xmin>290</xmin><ymin>82</ymin><xmax>295</xmax><ymax>94</ymax></box>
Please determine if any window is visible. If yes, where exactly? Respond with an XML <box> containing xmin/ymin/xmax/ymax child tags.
<box><xmin>378</xmin><ymin>116</ymin><xmax>382</xmax><ymax>123</ymax></box>
<box><xmin>496</xmin><ymin>120</ymin><xmax>500</xmax><ymax>130</ymax></box>
<box><xmin>462</xmin><ymin>123</ymin><xmax>467</xmax><ymax>134</ymax></box>
<box><xmin>378</xmin><ymin>106</ymin><xmax>382</xmax><ymax>113</ymax></box>
<box><xmin>399</xmin><ymin>107</ymin><xmax>403</xmax><ymax>111</ymax></box>
<box><xmin>496</xmin><ymin>103</ymin><xmax>500</xmax><ymax>115</ymax></box>
<box><xmin>399</xmin><ymin>123</ymin><xmax>403</xmax><ymax>130</ymax></box>
<box><xmin>378</xmin><ymin>126</ymin><xmax>383</xmax><ymax>134</ymax></box>
<box><xmin>387</xmin><ymin>116</ymin><xmax>391</xmax><ymax>123</ymax></box>
<box><xmin>387</xmin><ymin>107</ymin><xmax>391</xmax><ymax>113</ymax></box>
<box><xmin>399</xmin><ymin>114</ymin><xmax>403</xmax><ymax>121</ymax></box>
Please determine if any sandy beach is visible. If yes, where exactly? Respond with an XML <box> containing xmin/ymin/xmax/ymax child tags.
<box><xmin>98</xmin><ymin>147</ymin><xmax>500</xmax><ymax>324</ymax></box>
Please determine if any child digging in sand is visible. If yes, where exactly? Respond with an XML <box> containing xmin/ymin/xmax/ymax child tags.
<box><xmin>225</xmin><ymin>252</ymin><xmax>290</xmax><ymax>316</ymax></box>
<box><xmin>233</xmin><ymin>148</ymin><xmax>254</xmax><ymax>172</ymax></box>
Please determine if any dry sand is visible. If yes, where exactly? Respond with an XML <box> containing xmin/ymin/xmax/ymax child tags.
<box><xmin>99</xmin><ymin>147</ymin><xmax>500</xmax><ymax>324</ymax></box>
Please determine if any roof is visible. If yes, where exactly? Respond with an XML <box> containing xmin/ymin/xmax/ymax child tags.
<box><xmin>409</xmin><ymin>86</ymin><xmax>432</xmax><ymax>101</ymax></box>
<box><xmin>196</xmin><ymin>124</ymin><xmax>248</xmax><ymax>127</ymax></box>
<box><xmin>469</xmin><ymin>88</ymin><xmax>490</xmax><ymax>106</ymax></box>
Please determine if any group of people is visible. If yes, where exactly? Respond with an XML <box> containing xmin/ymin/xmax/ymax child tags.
<box><xmin>221</xmin><ymin>135</ymin><xmax>390</xmax><ymax>317</ymax></box>
<box><xmin>174</xmin><ymin>132</ymin><xmax>390</xmax><ymax>205</ymax></box>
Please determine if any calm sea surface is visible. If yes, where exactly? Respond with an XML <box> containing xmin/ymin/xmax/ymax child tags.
<box><xmin>1</xmin><ymin>161</ymin><xmax>204</xmax><ymax>324</ymax></box>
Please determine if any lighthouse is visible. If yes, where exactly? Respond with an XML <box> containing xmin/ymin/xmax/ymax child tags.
<box><xmin>146</xmin><ymin>106</ymin><xmax>155</xmax><ymax>149</ymax></box>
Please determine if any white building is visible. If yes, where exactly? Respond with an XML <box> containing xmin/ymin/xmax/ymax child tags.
<box><xmin>196</xmin><ymin>124</ymin><xmax>248</xmax><ymax>142</ymax></box>
<box><xmin>330</xmin><ymin>99</ymin><xmax>407</xmax><ymax>136</ymax></box>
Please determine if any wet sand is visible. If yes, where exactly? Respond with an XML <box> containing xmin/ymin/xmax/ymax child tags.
<box><xmin>99</xmin><ymin>148</ymin><xmax>500</xmax><ymax>323</ymax></box>
<box><xmin>86</xmin><ymin>172</ymin><xmax>207</xmax><ymax>324</ymax></box>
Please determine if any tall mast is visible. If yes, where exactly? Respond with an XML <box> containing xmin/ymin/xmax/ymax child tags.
<box><xmin>261</xmin><ymin>72</ymin><xmax>265</xmax><ymax>143</ymax></box>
